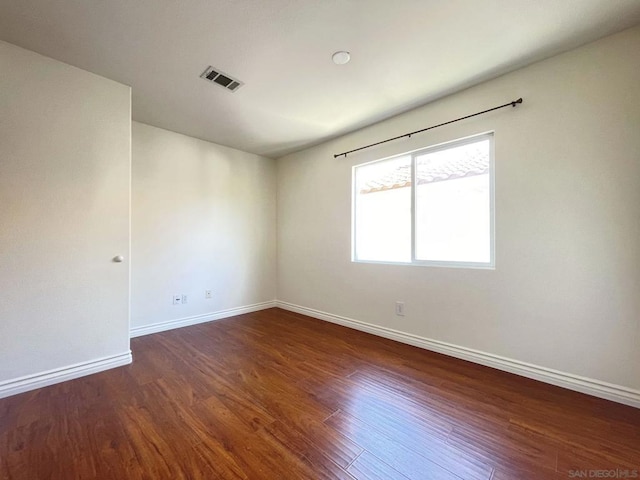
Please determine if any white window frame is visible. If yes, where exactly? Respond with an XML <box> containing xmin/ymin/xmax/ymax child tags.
<box><xmin>352</xmin><ymin>132</ymin><xmax>495</xmax><ymax>269</ymax></box>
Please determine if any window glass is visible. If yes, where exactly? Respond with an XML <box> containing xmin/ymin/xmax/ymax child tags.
<box><xmin>415</xmin><ymin>138</ymin><xmax>491</xmax><ymax>263</ymax></box>
<box><xmin>354</xmin><ymin>155</ymin><xmax>412</xmax><ymax>262</ymax></box>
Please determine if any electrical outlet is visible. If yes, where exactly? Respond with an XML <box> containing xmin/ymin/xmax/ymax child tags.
<box><xmin>205</xmin><ymin>290</ymin><xmax>212</xmax><ymax>299</ymax></box>
<box><xmin>181</xmin><ymin>294</ymin><xmax>188</xmax><ymax>304</ymax></box>
<box><xmin>172</xmin><ymin>295</ymin><xmax>181</xmax><ymax>305</ymax></box>
<box><xmin>395</xmin><ymin>301</ymin><xmax>405</xmax><ymax>316</ymax></box>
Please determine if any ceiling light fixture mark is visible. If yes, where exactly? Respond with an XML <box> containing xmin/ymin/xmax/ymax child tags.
<box><xmin>332</xmin><ymin>51</ymin><xmax>351</xmax><ymax>65</ymax></box>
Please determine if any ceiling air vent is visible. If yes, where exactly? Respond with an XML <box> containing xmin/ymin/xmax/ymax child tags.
<box><xmin>200</xmin><ymin>66</ymin><xmax>243</xmax><ymax>92</ymax></box>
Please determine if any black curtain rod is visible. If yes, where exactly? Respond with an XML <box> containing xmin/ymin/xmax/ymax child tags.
<box><xmin>334</xmin><ymin>97</ymin><xmax>523</xmax><ymax>158</ymax></box>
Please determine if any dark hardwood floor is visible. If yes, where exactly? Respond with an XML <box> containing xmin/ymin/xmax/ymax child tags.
<box><xmin>1</xmin><ymin>308</ymin><xmax>639</xmax><ymax>479</ymax></box>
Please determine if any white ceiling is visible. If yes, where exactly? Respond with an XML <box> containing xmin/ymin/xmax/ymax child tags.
<box><xmin>2</xmin><ymin>1</ymin><xmax>640</xmax><ymax>158</ymax></box>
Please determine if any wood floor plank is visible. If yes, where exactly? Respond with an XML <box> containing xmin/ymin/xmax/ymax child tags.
<box><xmin>490</xmin><ymin>464</ymin><xmax>563</xmax><ymax>480</ymax></box>
<box><xmin>348</xmin><ymin>451</ymin><xmax>411</xmax><ymax>480</ymax></box>
<box><xmin>326</xmin><ymin>410</ymin><xmax>481</xmax><ymax>480</ymax></box>
<box><xmin>189</xmin><ymin>394</ymin><xmax>323</xmax><ymax>479</ymax></box>
<box><xmin>0</xmin><ymin>307</ymin><xmax>638</xmax><ymax>479</ymax></box>
<box><xmin>446</xmin><ymin>423</ymin><xmax>558</xmax><ymax>474</ymax></box>
<box><xmin>265</xmin><ymin>419</ymin><xmax>364</xmax><ymax>470</ymax></box>
<box><xmin>556</xmin><ymin>444</ymin><xmax>640</xmax><ymax>477</ymax></box>
<box><xmin>262</xmin><ymin>420</ymin><xmax>360</xmax><ymax>479</ymax></box>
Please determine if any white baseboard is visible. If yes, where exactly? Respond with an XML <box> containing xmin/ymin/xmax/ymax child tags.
<box><xmin>276</xmin><ymin>301</ymin><xmax>640</xmax><ymax>409</ymax></box>
<box><xmin>130</xmin><ymin>300</ymin><xmax>277</xmax><ymax>338</ymax></box>
<box><xmin>0</xmin><ymin>351</ymin><xmax>132</xmax><ymax>400</ymax></box>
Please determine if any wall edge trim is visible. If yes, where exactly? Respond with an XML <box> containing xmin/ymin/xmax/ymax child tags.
<box><xmin>276</xmin><ymin>301</ymin><xmax>640</xmax><ymax>409</ymax></box>
<box><xmin>0</xmin><ymin>351</ymin><xmax>132</xmax><ymax>399</ymax></box>
<box><xmin>130</xmin><ymin>301</ymin><xmax>277</xmax><ymax>338</ymax></box>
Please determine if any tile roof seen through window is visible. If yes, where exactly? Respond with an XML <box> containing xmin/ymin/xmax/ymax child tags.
<box><xmin>359</xmin><ymin>145</ymin><xmax>489</xmax><ymax>194</ymax></box>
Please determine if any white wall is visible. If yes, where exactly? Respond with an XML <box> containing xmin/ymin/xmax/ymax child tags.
<box><xmin>277</xmin><ymin>27</ymin><xmax>640</xmax><ymax>398</ymax></box>
<box><xmin>0</xmin><ymin>41</ymin><xmax>131</xmax><ymax>395</ymax></box>
<box><xmin>131</xmin><ymin>122</ymin><xmax>276</xmax><ymax>335</ymax></box>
